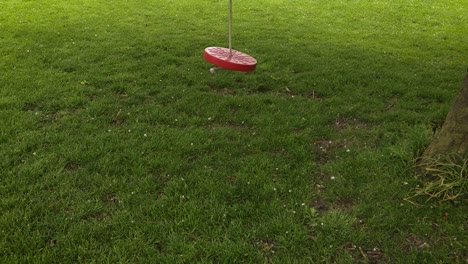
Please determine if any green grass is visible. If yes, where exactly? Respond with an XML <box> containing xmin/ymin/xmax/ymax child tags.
<box><xmin>1</xmin><ymin>0</ymin><xmax>467</xmax><ymax>262</ymax></box>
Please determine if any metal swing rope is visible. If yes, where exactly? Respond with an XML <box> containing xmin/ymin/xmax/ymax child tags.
<box><xmin>228</xmin><ymin>0</ymin><xmax>233</xmax><ymax>56</ymax></box>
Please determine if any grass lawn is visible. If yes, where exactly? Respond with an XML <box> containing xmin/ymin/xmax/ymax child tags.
<box><xmin>1</xmin><ymin>0</ymin><xmax>467</xmax><ymax>262</ymax></box>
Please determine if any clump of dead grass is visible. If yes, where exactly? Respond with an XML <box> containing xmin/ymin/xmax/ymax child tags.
<box><xmin>406</xmin><ymin>155</ymin><xmax>467</xmax><ymax>204</ymax></box>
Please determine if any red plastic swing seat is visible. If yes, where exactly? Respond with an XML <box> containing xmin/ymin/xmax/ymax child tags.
<box><xmin>204</xmin><ymin>47</ymin><xmax>257</xmax><ymax>72</ymax></box>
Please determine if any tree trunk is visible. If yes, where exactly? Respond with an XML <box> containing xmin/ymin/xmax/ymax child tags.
<box><xmin>421</xmin><ymin>72</ymin><xmax>468</xmax><ymax>161</ymax></box>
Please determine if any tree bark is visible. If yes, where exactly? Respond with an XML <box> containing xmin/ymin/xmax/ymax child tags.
<box><xmin>421</xmin><ymin>72</ymin><xmax>468</xmax><ymax>161</ymax></box>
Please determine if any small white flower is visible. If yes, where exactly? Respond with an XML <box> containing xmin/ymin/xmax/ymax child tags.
<box><xmin>330</xmin><ymin>176</ymin><xmax>336</xmax><ymax>180</ymax></box>
<box><xmin>144</xmin><ymin>134</ymin><xmax>147</xmax><ymax>137</ymax></box>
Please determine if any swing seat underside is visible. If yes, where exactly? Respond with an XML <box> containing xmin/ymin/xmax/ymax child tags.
<box><xmin>204</xmin><ymin>47</ymin><xmax>257</xmax><ymax>72</ymax></box>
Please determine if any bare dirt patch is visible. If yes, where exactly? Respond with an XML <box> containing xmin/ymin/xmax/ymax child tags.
<box><xmin>403</xmin><ymin>233</ymin><xmax>432</xmax><ymax>252</ymax></box>
<box><xmin>334</xmin><ymin>117</ymin><xmax>370</xmax><ymax>132</ymax></box>
<box><xmin>345</xmin><ymin>243</ymin><xmax>386</xmax><ymax>263</ymax></box>
<box><xmin>313</xmin><ymin>138</ymin><xmax>357</xmax><ymax>164</ymax></box>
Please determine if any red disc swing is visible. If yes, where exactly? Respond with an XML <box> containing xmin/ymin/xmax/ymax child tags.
<box><xmin>204</xmin><ymin>0</ymin><xmax>257</xmax><ymax>73</ymax></box>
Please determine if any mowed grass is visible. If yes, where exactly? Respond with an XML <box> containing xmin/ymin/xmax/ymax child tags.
<box><xmin>0</xmin><ymin>0</ymin><xmax>467</xmax><ymax>262</ymax></box>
